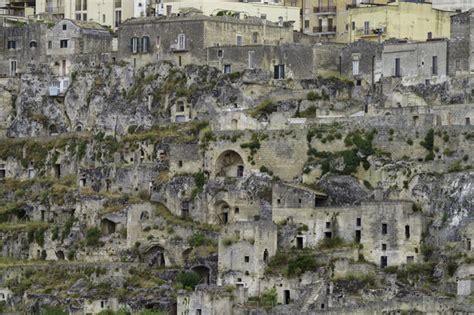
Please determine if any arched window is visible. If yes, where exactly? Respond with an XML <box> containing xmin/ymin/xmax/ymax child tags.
<box><xmin>29</xmin><ymin>41</ymin><xmax>37</xmax><ymax>48</ymax></box>
<box><xmin>131</xmin><ymin>37</ymin><xmax>139</xmax><ymax>53</ymax></box>
<box><xmin>142</xmin><ymin>36</ymin><xmax>150</xmax><ymax>53</ymax></box>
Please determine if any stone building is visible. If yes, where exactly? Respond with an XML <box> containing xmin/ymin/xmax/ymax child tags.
<box><xmin>164</xmin><ymin>0</ymin><xmax>302</xmax><ymax>31</ymax></box>
<box><xmin>36</xmin><ymin>0</ymin><xmax>148</xmax><ymax>29</ymax></box>
<box><xmin>207</xmin><ymin>44</ymin><xmax>315</xmax><ymax>80</ymax></box>
<box><xmin>272</xmin><ymin>183</ymin><xmax>425</xmax><ymax>267</ymax></box>
<box><xmin>117</xmin><ymin>14</ymin><xmax>294</xmax><ymax>69</ymax></box>
<box><xmin>341</xmin><ymin>39</ymin><xmax>448</xmax><ymax>86</ymax></box>
<box><xmin>432</xmin><ymin>0</ymin><xmax>473</xmax><ymax>12</ymax></box>
<box><xmin>0</xmin><ymin>22</ymin><xmax>46</xmax><ymax>77</ymax></box>
<box><xmin>218</xmin><ymin>221</ymin><xmax>278</xmax><ymax>296</ymax></box>
<box><xmin>448</xmin><ymin>9</ymin><xmax>473</xmax><ymax>77</ymax></box>
<box><xmin>44</xmin><ymin>19</ymin><xmax>112</xmax><ymax>95</ymax></box>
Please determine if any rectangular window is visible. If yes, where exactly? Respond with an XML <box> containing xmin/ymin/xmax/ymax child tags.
<box><xmin>395</xmin><ymin>58</ymin><xmax>401</xmax><ymax>77</ymax></box>
<box><xmin>352</xmin><ymin>60</ymin><xmax>359</xmax><ymax>76</ymax></box>
<box><xmin>83</xmin><ymin>0</ymin><xmax>87</xmax><ymax>10</ymax></box>
<box><xmin>274</xmin><ymin>64</ymin><xmax>285</xmax><ymax>80</ymax></box>
<box><xmin>248</xmin><ymin>51</ymin><xmax>255</xmax><ymax>69</ymax></box>
<box><xmin>224</xmin><ymin>64</ymin><xmax>231</xmax><ymax>74</ymax></box>
<box><xmin>356</xmin><ymin>218</ymin><xmax>361</xmax><ymax>227</ymax></box>
<box><xmin>131</xmin><ymin>37</ymin><xmax>138</xmax><ymax>53</ymax></box>
<box><xmin>364</xmin><ymin>21</ymin><xmax>369</xmax><ymax>35</ymax></box>
<box><xmin>355</xmin><ymin>230</ymin><xmax>361</xmax><ymax>243</ymax></box>
<box><xmin>382</xmin><ymin>243</ymin><xmax>387</xmax><ymax>251</ymax></box>
<box><xmin>62</xmin><ymin>24</ymin><xmax>67</xmax><ymax>30</ymax></box>
<box><xmin>83</xmin><ymin>13</ymin><xmax>87</xmax><ymax>21</ymax></box>
<box><xmin>177</xmin><ymin>34</ymin><xmax>185</xmax><ymax>50</ymax></box>
<box><xmin>60</xmin><ymin>40</ymin><xmax>68</xmax><ymax>48</ymax></box>
<box><xmin>236</xmin><ymin>35</ymin><xmax>243</xmax><ymax>46</ymax></box>
<box><xmin>352</xmin><ymin>21</ymin><xmax>355</xmax><ymax>30</ymax></box>
<box><xmin>75</xmin><ymin>13</ymin><xmax>81</xmax><ymax>20</ymax></box>
<box><xmin>381</xmin><ymin>256</ymin><xmax>387</xmax><ymax>268</ymax></box>
<box><xmin>325</xmin><ymin>222</ymin><xmax>331</xmax><ymax>229</ymax></box>
<box><xmin>432</xmin><ymin>56</ymin><xmax>438</xmax><ymax>75</ymax></box>
<box><xmin>115</xmin><ymin>10</ymin><xmax>122</xmax><ymax>27</ymax></box>
<box><xmin>217</xmin><ymin>49</ymin><xmax>223</xmax><ymax>58</ymax></box>
<box><xmin>405</xmin><ymin>225</ymin><xmax>410</xmax><ymax>239</ymax></box>
<box><xmin>10</xmin><ymin>60</ymin><xmax>17</xmax><ymax>76</ymax></box>
<box><xmin>7</xmin><ymin>40</ymin><xmax>16</xmax><ymax>49</ymax></box>
<box><xmin>382</xmin><ymin>223</ymin><xmax>387</xmax><ymax>235</ymax></box>
<box><xmin>48</xmin><ymin>41</ymin><xmax>52</xmax><ymax>49</ymax></box>
<box><xmin>427</xmin><ymin>32</ymin><xmax>432</xmax><ymax>40</ymax></box>
<box><xmin>304</xmin><ymin>20</ymin><xmax>309</xmax><ymax>29</ymax></box>
<box><xmin>75</xmin><ymin>0</ymin><xmax>81</xmax><ymax>10</ymax></box>
<box><xmin>114</xmin><ymin>0</ymin><xmax>122</xmax><ymax>8</ymax></box>
<box><xmin>244</xmin><ymin>256</ymin><xmax>249</xmax><ymax>263</ymax></box>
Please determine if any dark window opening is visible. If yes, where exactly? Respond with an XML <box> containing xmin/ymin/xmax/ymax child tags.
<box><xmin>407</xmin><ymin>256</ymin><xmax>414</xmax><ymax>263</ymax></box>
<box><xmin>325</xmin><ymin>222</ymin><xmax>331</xmax><ymax>229</ymax></box>
<box><xmin>244</xmin><ymin>256</ymin><xmax>250</xmax><ymax>263</ymax></box>
<box><xmin>381</xmin><ymin>256</ymin><xmax>387</xmax><ymax>268</ymax></box>
<box><xmin>395</xmin><ymin>58</ymin><xmax>401</xmax><ymax>77</ymax></box>
<box><xmin>356</xmin><ymin>217</ymin><xmax>361</xmax><ymax>227</ymax></box>
<box><xmin>274</xmin><ymin>64</ymin><xmax>285</xmax><ymax>80</ymax></box>
<box><xmin>284</xmin><ymin>290</ymin><xmax>290</xmax><ymax>305</ymax></box>
<box><xmin>296</xmin><ymin>236</ymin><xmax>303</xmax><ymax>249</ymax></box>
<box><xmin>222</xmin><ymin>212</ymin><xmax>228</xmax><ymax>224</ymax></box>
<box><xmin>60</xmin><ymin>39</ymin><xmax>68</xmax><ymax>48</ymax></box>
<box><xmin>382</xmin><ymin>223</ymin><xmax>387</xmax><ymax>235</ymax></box>
<box><xmin>237</xmin><ymin>165</ymin><xmax>244</xmax><ymax>177</ymax></box>
<box><xmin>62</xmin><ymin>24</ymin><xmax>67</xmax><ymax>30</ymax></box>
<box><xmin>382</xmin><ymin>243</ymin><xmax>387</xmax><ymax>251</ymax></box>
<box><xmin>178</xmin><ymin>160</ymin><xmax>183</xmax><ymax>167</ymax></box>
<box><xmin>263</xmin><ymin>249</ymin><xmax>269</xmax><ymax>263</ymax></box>
<box><xmin>234</xmin><ymin>207</ymin><xmax>240</xmax><ymax>214</ymax></box>
<box><xmin>432</xmin><ymin>56</ymin><xmax>438</xmax><ymax>75</ymax></box>
<box><xmin>325</xmin><ymin>232</ymin><xmax>332</xmax><ymax>239</ymax></box>
<box><xmin>355</xmin><ymin>230</ymin><xmax>361</xmax><ymax>243</ymax></box>
<box><xmin>405</xmin><ymin>225</ymin><xmax>410</xmax><ymax>239</ymax></box>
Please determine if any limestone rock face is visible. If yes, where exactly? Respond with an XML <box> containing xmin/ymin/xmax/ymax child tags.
<box><xmin>317</xmin><ymin>175</ymin><xmax>369</xmax><ymax>205</ymax></box>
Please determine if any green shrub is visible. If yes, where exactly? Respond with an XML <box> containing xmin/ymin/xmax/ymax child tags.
<box><xmin>85</xmin><ymin>227</ymin><xmax>102</xmax><ymax>247</ymax></box>
<box><xmin>260</xmin><ymin>288</ymin><xmax>277</xmax><ymax>306</ymax></box>
<box><xmin>306</xmin><ymin>91</ymin><xmax>320</xmax><ymax>101</ymax></box>
<box><xmin>188</xmin><ymin>233</ymin><xmax>211</xmax><ymax>247</ymax></box>
<box><xmin>176</xmin><ymin>271</ymin><xmax>202</xmax><ymax>290</ymax></box>
<box><xmin>40</xmin><ymin>305</ymin><xmax>68</xmax><ymax>315</ymax></box>
<box><xmin>420</xmin><ymin>129</ymin><xmax>434</xmax><ymax>152</ymax></box>
<box><xmin>249</xmin><ymin>100</ymin><xmax>277</xmax><ymax>118</ymax></box>
<box><xmin>288</xmin><ymin>253</ymin><xmax>320</xmax><ymax>276</ymax></box>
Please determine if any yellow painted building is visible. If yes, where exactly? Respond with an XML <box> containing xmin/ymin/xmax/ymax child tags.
<box><xmin>35</xmin><ymin>0</ymin><xmax>139</xmax><ymax>29</ymax></box>
<box><xmin>335</xmin><ymin>1</ymin><xmax>454</xmax><ymax>43</ymax></box>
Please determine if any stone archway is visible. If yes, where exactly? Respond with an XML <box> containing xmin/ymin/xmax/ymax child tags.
<box><xmin>143</xmin><ymin>245</ymin><xmax>166</xmax><ymax>267</ymax></box>
<box><xmin>214</xmin><ymin>200</ymin><xmax>231</xmax><ymax>224</ymax></box>
<box><xmin>215</xmin><ymin>150</ymin><xmax>244</xmax><ymax>178</ymax></box>
<box><xmin>191</xmin><ymin>265</ymin><xmax>211</xmax><ymax>285</ymax></box>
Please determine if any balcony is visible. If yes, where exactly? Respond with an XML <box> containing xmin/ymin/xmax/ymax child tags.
<box><xmin>313</xmin><ymin>6</ymin><xmax>336</xmax><ymax>15</ymax></box>
<box><xmin>313</xmin><ymin>26</ymin><xmax>336</xmax><ymax>35</ymax></box>
<box><xmin>49</xmin><ymin>77</ymin><xmax>69</xmax><ymax>96</ymax></box>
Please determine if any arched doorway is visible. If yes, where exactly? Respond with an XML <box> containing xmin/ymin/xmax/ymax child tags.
<box><xmin>215</xmin><ymin>150</ymin><xmax>244</xmax><ymax>178</ymax></box>
<box><xmin>191</xmin><ymin>265</ymin><xmax>211</xmax><ymax>285</ymax></box>
<box><xmin>49</xmin><ymin>124</ymin><xmax>58</xmax><ymax>136</ymax></box>
<box><xmin>143</xmin><ymin>245</ymin><xmax>166</xmax><ymax>267</ymax></box>
<box><xmin>215</xmin><ymin>200</ymin><xmax>230</xmax><ymax>224</ymax></box>
<box><xmin>56</xmin><ymin>250</ymin><xmax>65</xmax><ymax>260</ymax></box>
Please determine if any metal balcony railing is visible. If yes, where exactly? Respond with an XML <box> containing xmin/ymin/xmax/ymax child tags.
<box><xmin>314</xmin><ymin>6</ymin><xmax>336</xmax><ymax>13</ymax></box>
